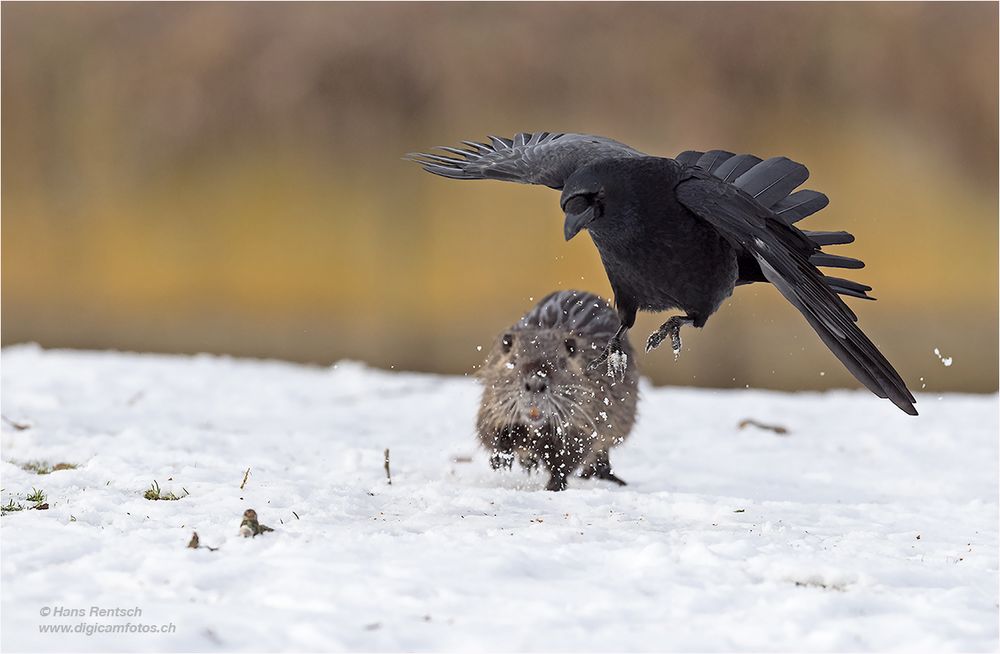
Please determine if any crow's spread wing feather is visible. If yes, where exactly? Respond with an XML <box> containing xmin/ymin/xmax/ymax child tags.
<box><xmin>693</xmin><ymin>150</ymin><xmax>735</xmax><ymax>175</ymax></box>
<box><xmin>674</xmin><ymin>150</ymin><xmax>704</xmax><ymax>167</ymax></box>
<box><xmin>681</xmin><ymin>151</ymin><xmax>869</xmax><ymax>299</ymax></box>
<box><xmin>405</xmin><ymin>132</ymin><xmax>644</xmax><ymax>189</ymax></box>
<box><xmin>675</xmin><ymin>171</ymin><xmax>916</xmax><ymax>415</ymax></box>
<box><xmin>712</xmin><ymin>154</ymin><xmax>762</xmax><ymax>183</ymax></box>
<box><xmin>774</xmin><ymin>190</ymin><xmax>829</xmax><ymax>223</ymax></box>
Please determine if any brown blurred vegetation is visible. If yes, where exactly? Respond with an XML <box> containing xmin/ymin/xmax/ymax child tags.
<box><xmin>2</xmin><ymin>2</ymin><xmax>997</xmax><ymax>392</ymax></box>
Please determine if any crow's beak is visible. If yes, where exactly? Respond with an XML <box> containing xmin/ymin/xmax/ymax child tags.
<box><xmin>563</xmin><ymin>207</ymin><xmax>595</xmax><ymax>241</ymax></box>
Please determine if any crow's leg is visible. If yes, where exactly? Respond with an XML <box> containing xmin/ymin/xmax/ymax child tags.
<box><xmin>580</xmin><ymin>449</ymin><xmax>627</xmax><ymax>486</ymax></box>
<box><xmin>645</xmin><ymin>315</ymin><xmax>696</xmax><ymax>358</ymax></box>
<box><xmin>589</xmin><ymin>323</ymin><xmax>630</xmax><ymax>381</ymax></box>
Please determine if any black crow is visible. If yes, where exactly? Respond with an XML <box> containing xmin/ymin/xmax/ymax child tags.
<box><xmin>406</xmin><ymin>133</ymin><xmax>917</xmax><ymax>415</ymax></box>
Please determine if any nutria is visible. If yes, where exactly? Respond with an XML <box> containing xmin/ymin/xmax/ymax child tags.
<box><xmin>476</xmin><ymin>290</ymin><xmax>639</xmax><ymax>491</ymax></box>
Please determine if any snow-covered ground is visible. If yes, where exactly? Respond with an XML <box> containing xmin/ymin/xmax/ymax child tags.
<box><xmin>1</xmin><ymin>345</ymin><xmax>997</xmax><ymax>653</ymax></box>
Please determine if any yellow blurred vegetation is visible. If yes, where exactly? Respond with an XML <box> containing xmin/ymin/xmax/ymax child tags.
<box><xmin>2</xmin><ymin>3</ymin><xmax>997</xmax><ymax>392</ymax></box>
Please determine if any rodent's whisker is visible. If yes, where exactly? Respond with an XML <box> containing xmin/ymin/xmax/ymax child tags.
<box><xmin>553</xmin><ymin>393</ymin><xmax>602</xmax><ymax>436</ymax></box>
<box><xmin>548</xmin><ymin>394</ymin><xmax>585</xmax><ymax>434</ymax></box>
<box><xmin>556</xmin><ymin>383</ymin><xmax>598</xmax><ymax>398</ymax></box>
<box><xmin>547</xmin><ymin>397</ymin><xmax>572</xmax><ymax>432</ymax></box>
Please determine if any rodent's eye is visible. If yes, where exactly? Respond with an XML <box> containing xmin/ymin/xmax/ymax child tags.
<box><xmin>564</xmin><ymin>338</ymin><xmax>577</xmax><ymax>356</ymax></box>
<box><xmin>563</xmin><ymin>194</ymin><xmax>591</xmax><ymax>216</ymax></box>
<box><xmin>501</xmin><ymin>333</ymin><xmax>514</xmax><ymax>353</ymax></box>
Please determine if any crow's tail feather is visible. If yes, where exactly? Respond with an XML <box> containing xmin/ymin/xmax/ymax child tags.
<box><xmin>753</xmin><ymin>249</ymin><xmax>917</xmax><ymax>416</ymax></box>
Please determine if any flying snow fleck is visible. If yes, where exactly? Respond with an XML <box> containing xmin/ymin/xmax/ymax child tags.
<box><xmin>933</xmin><ymin>348</ymin><xmax>954</xmax><ymax>367</ymax></box>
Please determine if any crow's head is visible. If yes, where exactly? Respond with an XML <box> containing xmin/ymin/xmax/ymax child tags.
<box><xmin>560</xmin><ymin>168</ymin><xmax>605</xmax><ymax>241</ymax></box>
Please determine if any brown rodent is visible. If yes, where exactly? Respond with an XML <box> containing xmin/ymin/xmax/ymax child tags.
<box><xmin>476</xmin><ymin>290</ymin><xmax>639</xmax><ymax>491</ymax></box>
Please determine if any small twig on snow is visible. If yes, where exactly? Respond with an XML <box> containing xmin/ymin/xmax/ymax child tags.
<box><xmin>187</xmin><ymin>531</ymin><xmax>218</xmax><ymax>551</ymax></box>
<box><xmin>1</xmin><ymin>415</ymin><xmax>30</xmax><ymax>431</ymax></box>
<box><xmin>738</xmin><ymin>419</ymin><xmax>789</xmax><ymax>435</ymax></box>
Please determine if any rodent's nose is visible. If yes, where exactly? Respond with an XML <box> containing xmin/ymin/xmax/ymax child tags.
<box><xmin>524</xmin><ymin>376</ymin><xmax>548</xmax><ymax>393</ymax></box>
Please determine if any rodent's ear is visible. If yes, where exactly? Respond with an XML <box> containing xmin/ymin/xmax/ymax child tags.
<box><xmin>564</xmin><ymin>337</ymin><xmax>577</xmax><ymax>356</ymax></box>
<box><xmin>501</xmin><ymin>333</ymin><xmax>514</xmax><ymax>353</ymax></box>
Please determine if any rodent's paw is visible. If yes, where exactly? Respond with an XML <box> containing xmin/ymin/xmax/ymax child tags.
<box><xmin>545</xmin><ymin>475</ymin><xmax>568</xmax><ymax>492</ymax></box>
<box><xmin>517</xmin><ymin>453</ymin><xmax>540</xmax><ymax>471</ymax></box>
<box><xmin>489</xmin><ymin>450</ymin><xmax>515</xmax><ymax>470</ymax></box>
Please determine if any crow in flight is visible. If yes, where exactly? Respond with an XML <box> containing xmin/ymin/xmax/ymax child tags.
<box><xmin>406</xmin><ymin>133</ymin><xmax>916</xmax><ymax>415</ymax></box>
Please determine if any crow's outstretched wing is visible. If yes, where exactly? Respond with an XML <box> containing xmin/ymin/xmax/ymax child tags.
<box><xmin>405</xmin><ymin>132</ymin><xmax>645</xmax><ymax>189</ymax></box>
<box><xmin>675</xmin><ymin>169</ymin><xmax>917</xmax><ymax>416</ymax></box>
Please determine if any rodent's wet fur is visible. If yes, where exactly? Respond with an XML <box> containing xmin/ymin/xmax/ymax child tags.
<box><xmin>476</xmin><ymin>290</ymin><xmax>639</xmax><ymax>491</ymax></box>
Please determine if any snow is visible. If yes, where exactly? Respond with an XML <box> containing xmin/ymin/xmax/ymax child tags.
<box><xmin>934</xmin><ymin>348</ymin><xmax>955</xmax><ymax>368</ymax></box>
<box><xmin>1</xmin><ymin>345</ymin><xmax>997</xmax><ymax>653</ymax></box>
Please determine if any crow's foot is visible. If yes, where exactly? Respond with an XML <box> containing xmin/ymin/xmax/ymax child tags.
<box><xmin>589</xmin><ymin>338</ymin><xmax>628</xmax><ymax>382</ymax></box>
<box><xmin>645</xmin><ymin>315</ymin><xmax>695</xmax><ymax>360</ymax></box>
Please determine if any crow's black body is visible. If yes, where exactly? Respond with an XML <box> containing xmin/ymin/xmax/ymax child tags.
<box><xmin>407</xmin><ymin>132</ymin><xmax>917</xmax><ymax>415</ymax></box>
<box><xmin>582</xmin><ymin>157</ymin><xmax>738</xmax><ymax>329</ymax></box>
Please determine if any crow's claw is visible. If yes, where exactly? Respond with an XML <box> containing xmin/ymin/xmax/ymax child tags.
<box><xmin>646</xmin><ymin>315</ymin><xmax>693</xmax><ymax>360</ymax></box>
<box><xmin>670</xmin><ymin>330</ymin><xmax>682</xmax><ymax>358</ymax></box>
<box><xmin>645</xmin><ymin>331</ymin><xmax>666</xmax><ymax>353</ymax></box>
<box><xmin>606</xmin><ymin>349</ymin><xmax>628</xmax><ymax>381</ymax></box>
<box><xmin>590</xmin><ymin>339</ymin><xmax>628</xmax><ymax>382</ymax></box>
<box><xmin>588</xmin><ymin>347</ymin><xmax>611</xmax><ymax>372</ymax></box>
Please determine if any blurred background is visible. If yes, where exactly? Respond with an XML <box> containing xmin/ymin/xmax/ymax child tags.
<box><xmin>3</xmin><ymin>2</ymin><xmax>997</xmax><ymax>393</ymax></box>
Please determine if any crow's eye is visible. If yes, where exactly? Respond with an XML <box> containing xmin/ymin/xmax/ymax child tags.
<box><xmin>501</xmin><ymin>333</ymin><xmax>514</xmax><ymax>353</ymax></box>
<box><xmin>563</xmin><ymin>195</ymin><xmax>591</xmax><ymax>215</ymax></box>
<box><xmin>564</xmin><ymin>338</ymin><xmax>577</xmax><ymax>356</ymax></box>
